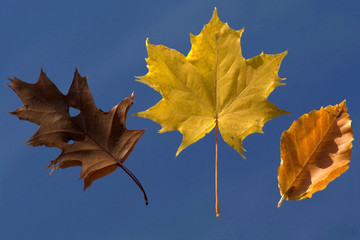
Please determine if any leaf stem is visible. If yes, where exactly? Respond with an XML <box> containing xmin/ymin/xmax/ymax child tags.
<box><xmin>117</xmin><ymin>163</ymin><xmax>148</xmax><ymax>205</ymax></box>
<box><xmin>215</xmin><ymin>119</ymin><xmax>220</xmax><ymax>217</ymax></box>
<box><xmin>278</xmin><ymin>194</ymin><xmax>285</xmax><ymax>208</ymax></box>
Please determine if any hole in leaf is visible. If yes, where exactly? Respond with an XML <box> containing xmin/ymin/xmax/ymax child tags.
<box><xmin>69</xmin><ymin>107</ymin><xmax>80</xmax><ymax>117</ymax></box>
<box><xmin>67</xmin><ymin>140</ymin><xmax>75</xmax><ymax>145</ymax></box>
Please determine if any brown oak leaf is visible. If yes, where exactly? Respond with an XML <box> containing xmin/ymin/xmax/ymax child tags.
<box><xmin>9</xmin><ymin>69</ymin><xmax>147</xmax><ymax>204</ymax></box>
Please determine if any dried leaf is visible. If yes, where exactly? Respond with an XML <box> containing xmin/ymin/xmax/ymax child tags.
<box><xmin>278</xmin><ymin>101</ymin><xmax>353</xmax><ymax>207</ymax></box>
<box><xmin>136</xmin><ymin>8</ymin><xmax>288</xmax><ymax>157</ymax></box>
<box><xmin>10</xmin><ymin>69</ymin><xmax>148</xmax><ymax>204</ymax></box>
<box><xmin>135</xmin><ymin>8</ymin><xmax>288</xmax><ymax>216</ymax></box>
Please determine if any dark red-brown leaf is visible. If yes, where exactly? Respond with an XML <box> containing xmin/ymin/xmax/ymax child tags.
<box><xmin>9</xmin><ymin>69</ymin><xmax>148</xmax><ymax>205</ymax></box>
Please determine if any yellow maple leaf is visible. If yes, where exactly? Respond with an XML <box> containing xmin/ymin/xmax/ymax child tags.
<box><xmin>135</xmin><ymin>8</ymin><xmax>288</xmax><ymax>216</ymax></box>
<box><xmin>278</xmin><ymin>101</ymin><xmax>353</xmax><ymax>207</ymax></box>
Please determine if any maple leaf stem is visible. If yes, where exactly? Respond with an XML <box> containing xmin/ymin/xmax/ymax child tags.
<box><xmin>215</xmin><ymin>119</ymin><xmax>220</xmax><ymax>217</ymax></box>
<box><xmin>117</xmin><ymin>163</ymin><xmax>148</xmax><ymax>205</ymax></box>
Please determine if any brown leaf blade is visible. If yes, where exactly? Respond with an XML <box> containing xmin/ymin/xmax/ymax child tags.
<box><xmin>278</xmin><ymin>101</ymin><xmax>353</xmax><ymax>207</ymax></box>
<box><xmin>9</xmin><ymin>69</ymin><xmax>147</xmax><ymax>204</ymax></box>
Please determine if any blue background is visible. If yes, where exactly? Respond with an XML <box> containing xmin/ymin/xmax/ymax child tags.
<box><xmin>1</xmin><ymin>0</ymin><xmax>359</xmax><ymax>239</ymax></box>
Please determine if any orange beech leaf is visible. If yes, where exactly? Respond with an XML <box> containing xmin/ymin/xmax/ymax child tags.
<box><xmin>278</xmin><ymin>101</ymin><xmax>353</xmax><ymax>207</ymax></box>
<box><xmin>9</xmin><ymin>69</ymin><xmax>148</xmax><ymax>205</ymax></box>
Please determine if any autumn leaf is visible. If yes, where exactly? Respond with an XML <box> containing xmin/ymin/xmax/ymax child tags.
<box><xmin>135</xmin><ymin>8</ymin><xmax>288</xmax><ymax>216</ymax></box>
<box><xmin>9</xmin><ymin>69</ymin><xmax>148</xmax><ymax>205</ymax></box>
<box><xmin>277</xmin><ymin>101</ymin><xmax>353</xmax><ymax>207</ymax></box>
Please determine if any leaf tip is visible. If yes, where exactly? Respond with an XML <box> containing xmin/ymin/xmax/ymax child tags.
<box><xmin>49</xmin><ymin>166</ymin><xmax>55</xmax><ymax>175</ymax></box>
<box><xmin>132</xmin><ymin>112</ymin><xmax>139</xmax><ymax>117</ymax></box>
<box><xmin>339</xmin><ymin>99</ymin><xmax>347</xmax><ymax>108</ymax></box>
<box><xmin>211</xmin><ymin>7</ymin><xmax>219</xmax><ymax>21</ymax></box>
<box><xmin>175</xmin><ymin>148</ymin><xmax>182</xmax><ymax>157</ymax></box>
<box><xmin>74</xmin><ymin>68</ymin><xmax>81</xmax><ymax>78</ymax></box>
<box><xmin>8</xmin><ymin>109</ymin><xmax>17</xmax><ymax>116</ymax></box>
<box><xmin>236</xmin><ymin>28</ymin><xmax>245</xmax><ymax>37</ymax></box>
<box><xmin>39</xmin><ymin>68</ymin><xmax>48</xmax><ymax>79</ymax></box>
<box><xmin>283</xmin><ymin>109</ymin><xmax>291</xmax><ymax>115</ymax></box>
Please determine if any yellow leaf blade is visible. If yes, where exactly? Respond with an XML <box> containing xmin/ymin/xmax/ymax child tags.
<box><xmin>278</xmin><ymin>101</ymin><xmax>353</xmax><ymax>207</ymax></box>
<box><xmin>135</xmin><ymin>8</ymin><xmax>288</xmax><ymax>156</ymax></box>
